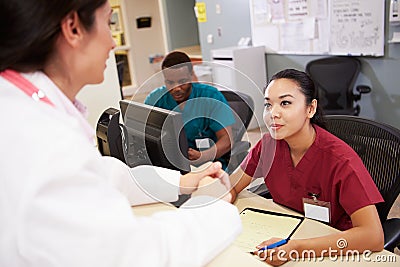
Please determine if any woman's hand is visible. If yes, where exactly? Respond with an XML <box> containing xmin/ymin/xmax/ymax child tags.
<box><xmin>179</xmin><ymin>161</ymin><xmax>230</xmax><ymax>196</ymax></box>
<box><xmin>192</xmin><ymin>175</ymin><xmax>232</xmax><ymax>202</ymax></box>
<box><xmin>253</xmin><ymin>238</ymin><xmax>296</xmax><ymax>266</ymax></box>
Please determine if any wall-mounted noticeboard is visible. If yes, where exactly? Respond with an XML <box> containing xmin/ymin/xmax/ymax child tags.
<box><xmin>250</xmin><ymin>0</ymin><xmax>385</xmax><ymax>56</ymax></box>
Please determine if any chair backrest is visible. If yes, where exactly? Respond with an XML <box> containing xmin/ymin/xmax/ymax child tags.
<box><xmin>220</xmin><ymin>90</ymin><xmax>254</xmax><ymax>143</ymax></box>
<box><xmin>306</xmin><ymin>57</ymin><xmax>361</xmax><ymax>115</ymax></box>
<box><xmin>325</xmin><ymin>115</ymin><xmax>400</xmax><ymax>222</ymax></box>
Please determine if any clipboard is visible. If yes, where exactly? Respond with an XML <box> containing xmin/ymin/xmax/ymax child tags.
<box><xmin>234</xmin><ymin>208</ymin><xmax>304</xmax><ymax>252</ymax></box>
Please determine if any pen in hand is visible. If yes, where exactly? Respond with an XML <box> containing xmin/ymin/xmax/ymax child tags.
<box><xmin>249</xmin><ymin>238</ymin><xmax>289</xmax><ymax>255</ymax></box>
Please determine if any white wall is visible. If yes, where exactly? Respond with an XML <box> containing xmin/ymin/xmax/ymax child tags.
<box><xmin>77</xmin><ymin>52</ymin><xmax>121</xmax><ymax>128</ymax></box>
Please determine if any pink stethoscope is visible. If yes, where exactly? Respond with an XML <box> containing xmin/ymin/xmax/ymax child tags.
<box><xmin>1</xmin><ymin>69</ymin><xmax>54</xmax><ymax>106</ymax></box>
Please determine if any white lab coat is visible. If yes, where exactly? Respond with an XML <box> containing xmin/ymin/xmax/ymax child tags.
<box><xmin>0</xmin><ymin>72</ymin><xmax>241</xmax><ymax>267</ymax></box>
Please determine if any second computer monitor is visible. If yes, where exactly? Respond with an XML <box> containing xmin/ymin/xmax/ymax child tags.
<box><xmin>120</xmin><ymin>100</ymin><xmax>191</xmax><ymax>174</ymax></box>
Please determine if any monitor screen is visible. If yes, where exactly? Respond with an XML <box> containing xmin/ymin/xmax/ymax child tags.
<box><xmin>120</xmin><ymin>100</ymin><xmax>191</xmax><ymax>174</ymax></box>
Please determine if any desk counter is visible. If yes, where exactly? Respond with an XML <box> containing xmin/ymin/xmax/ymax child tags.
<box><xmin>133</xmin><ymin>190</ymin><xmax>399</xmax><ymax>266</ymax></box>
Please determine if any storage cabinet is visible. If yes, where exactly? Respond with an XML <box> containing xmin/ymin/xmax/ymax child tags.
<box><xmin>211</xmin><ymin>46</ymin><xmax>266</xmax><ymax>130</ymax></box>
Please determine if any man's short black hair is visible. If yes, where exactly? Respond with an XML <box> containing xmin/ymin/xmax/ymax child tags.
<box><xmin>161</xmin><ymin>51</ymin><xmax>193</xmax><ymax>73</ymax></box>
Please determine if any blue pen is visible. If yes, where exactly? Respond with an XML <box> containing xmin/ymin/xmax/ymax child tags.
<box><xmin>259</xmin><ymin>238</ymin><xmax>288</xmax><ymax>251</ymax></box>
<box><xmin>250</xmin><ymin>239</ymin><xmax>289</xmax><ymax>254</ymax></box>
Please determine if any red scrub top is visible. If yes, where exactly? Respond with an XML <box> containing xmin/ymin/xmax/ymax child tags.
<box><xmin>241</xmin><ymin>125</ymin><xmax>383</xmax><ymax>231</ymax></box>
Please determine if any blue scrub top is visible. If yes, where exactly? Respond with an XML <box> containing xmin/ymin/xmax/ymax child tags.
<box><xmin>145</xmin><ymin>83</ymin><xmax>235</xmax><ymax>169</ymax></box>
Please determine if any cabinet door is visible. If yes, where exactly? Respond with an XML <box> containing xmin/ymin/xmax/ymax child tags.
<box><xmin>212</xmin><ymin>60</ymin><xmax>235</xmax><ymax>89</ymax></box>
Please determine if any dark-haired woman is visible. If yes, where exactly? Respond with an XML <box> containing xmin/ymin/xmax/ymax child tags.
<box><xmin>0</xmin><ymin>1</ymin><xmax>240</xmax><ymax>266</ymax></box>
<box><xmin>229</xmin><ymin>69</ymin><xmax>384</xmax><ymax>266</ymax></box>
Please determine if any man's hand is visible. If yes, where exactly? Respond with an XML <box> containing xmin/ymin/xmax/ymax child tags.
<box><xmin>188</xmin><ymin>148</ymin><xmax>201</xmax><ymax>161</ymax></box>
<box><xmin>188</xmin><ymin>148</ymin><xmax>203</xmax><ymax>166</ymax></box>
<box><xmin>188</xmin><ymin>148</ymin><xmax>216</xmax><ymax>167</ymax></box>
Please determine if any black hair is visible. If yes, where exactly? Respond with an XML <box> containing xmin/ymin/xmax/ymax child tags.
<box><xmin>161</xmin><ymin>51</ymin><xmax>193</xmax><ymax>73</ymax></box>
<box><xmin>0</xmin><ymin>0</ymin><xmax>107</xmax><ymax>72</ymax></box>
<box><xmin>268</xmin><ymin>68</ymin><xmax>326</xmax><ymax>129</ymax></box>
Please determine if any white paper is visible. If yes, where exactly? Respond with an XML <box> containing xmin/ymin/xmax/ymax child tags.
<box><xmin>330</xmin><ymin>0</ymin><xmax>384</xmax><ymax>56</ymax></box>
<box><xmin>252</xmin><ymin>0</ymin><xmax>271</xmax><ymax>24</ymax></box>
<box><xmin>234</xmin><ymin>210</ymin><xmax>302</xmax><ymax>252</ymax></box>
<box><xmin>270</xmin><ymin>0</ymin><xmax>285</xmax><ymax>23</ymax></box>
<box><xmin>303</xmin><ymin>17</ymin><xmax>316</xmax><ymax>39</ymax></box>
<box><xmin>309</xmin><ymin>0</ymin><xmax>328</xmax><ymax>19</ymax></box>
<box><xmin>288</xmin><ymin>0</ymin><xmax>309</xmax><ymax>20</ymax></box>
<box><xmin>280</xmin><ymin>22</ymin><xmax>311</xmax><ymax>53</ymax></box>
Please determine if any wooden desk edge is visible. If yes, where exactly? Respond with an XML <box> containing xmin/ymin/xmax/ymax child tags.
<box><xmin>132</xmin><ymin>191</ymin><xmax>400</xmax><ymax>266</ymax></box>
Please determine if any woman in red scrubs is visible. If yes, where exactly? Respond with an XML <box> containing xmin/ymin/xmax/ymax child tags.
<box><xmin>230</xmin><ymin>69</ymin><xmax>384</xmax><ymax>266</ymax></box>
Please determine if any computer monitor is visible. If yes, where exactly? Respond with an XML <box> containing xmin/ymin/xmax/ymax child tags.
<box><xmin>119</xmin><ymin>100</ymin><xmax>191</xmax><ymax>174</ymax></box>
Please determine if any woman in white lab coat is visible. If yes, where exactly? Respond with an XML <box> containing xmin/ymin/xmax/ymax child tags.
<box><xmin>0</xmin><ymin>1</ymin><xmax>241</xmax><ymax>266</ymax></box>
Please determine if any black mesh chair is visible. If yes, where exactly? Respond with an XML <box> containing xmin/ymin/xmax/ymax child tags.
<box><xmin>306</xmin><ymin>57</ymin><xmax>371</xmax><ymax>115</ymax></box>
<box><xmin>325</xmin><ymin>115</ymin><xmax>400</xmax><ymax>252</ymax></box>
<box><xmin>220</xmin><ymin>90</ymin><xmax>254</xmax><ymax>174</ymax></box>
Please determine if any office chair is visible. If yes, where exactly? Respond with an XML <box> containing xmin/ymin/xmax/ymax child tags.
<box><xmin>220</xmin><ymin>90</ymin><xmax>254</xmax><ymax>175</ymax></box>
<box><xmin>325</xmin><ymin>115</ymin><xmax>400</xmax><ymax>252</ymax></box>
<box><xmin>306</xmin><ymin>56</ymin><xmax>371</xmax><ymax>116</ymax></box>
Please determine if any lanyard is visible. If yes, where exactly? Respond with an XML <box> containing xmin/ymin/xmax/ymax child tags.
<box><xmin>1</xmin><ymin>69</ymin><xmax>54</xmax><ymax>106</ymax></box>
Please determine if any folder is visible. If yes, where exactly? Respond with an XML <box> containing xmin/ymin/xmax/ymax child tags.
<box><xmin>234</xmin><ymin>208</ymin><xmax>304</xmax><ymax>252</ymax></box>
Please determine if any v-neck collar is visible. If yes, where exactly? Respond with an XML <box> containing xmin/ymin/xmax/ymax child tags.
<box><xmin>284</xmin><ymin>125</ymin><xmax>319</xmax><ymax>173</ymax></box>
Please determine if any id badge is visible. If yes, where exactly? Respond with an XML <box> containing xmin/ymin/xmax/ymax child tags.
<box><xmin>195</xmin><ymin>138</ymin><xmax>211</xmax><ymax>151</ymax></box>
<box><xmin>303</xmin><ymin>197</ymin><xmax>331</xmax><ymax>223</ymax></box>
